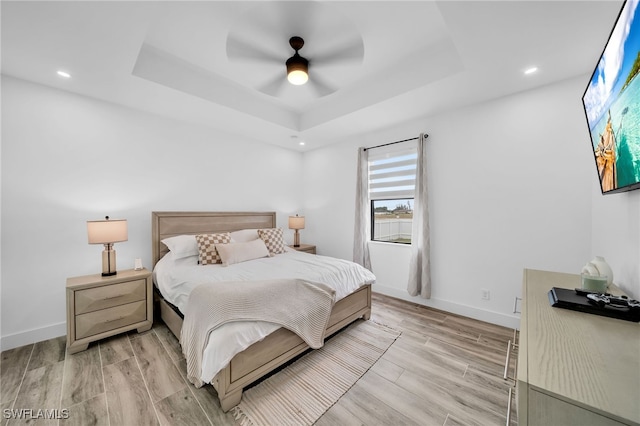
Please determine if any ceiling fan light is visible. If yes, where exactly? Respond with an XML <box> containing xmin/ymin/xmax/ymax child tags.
<box><xmin>288</xmin><ymin>70</ymin><xmax>308</xmax><ymax>85</ymax></box>
<box><xmin>286</xmin><ymin>53</ymin><xmax>309</xmax><ymax>85</ymax></box>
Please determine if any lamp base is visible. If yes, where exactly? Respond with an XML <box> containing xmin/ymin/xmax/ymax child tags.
<box><xmin>102</xmin><ymin>245</ymin><xmax>117</xmax><ymax>276</ymax></box>
<box><xmin>293</xmin><ymin>230</ymin><xmax>301</xmax><ymax>247</ymax></box>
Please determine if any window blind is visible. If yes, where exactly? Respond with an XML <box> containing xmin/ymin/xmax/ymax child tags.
<box><xmin>368</xmin><ymin>145</ymin><xmax>418</xmax><ymax>200</ymax></box>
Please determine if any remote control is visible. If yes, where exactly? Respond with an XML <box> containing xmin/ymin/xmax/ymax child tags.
<box><xmin>587</xmin><ymin>293</ymin><xmax>640</xmax><ymax>310</ymax></box>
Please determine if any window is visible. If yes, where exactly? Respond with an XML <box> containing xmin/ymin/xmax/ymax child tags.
<box><xmin>368</xmin><ymin>147</ymin><xmax>417</xmax><ymax>244</ymax></box>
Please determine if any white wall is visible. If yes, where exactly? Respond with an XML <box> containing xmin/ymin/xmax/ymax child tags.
<box><xmin>303</xmin><ymin>76</ymin><xmax>596</xmax><ymax>329</ymax></box>
<box><xmin>0</xmin><ymin>76</ymin><xmax>304</xmax><ymax>350</ymax></box>
<box><xmin>3</xmin><ymin>72</ymin><xmax>637</xmax><ymax>350</ymax></box>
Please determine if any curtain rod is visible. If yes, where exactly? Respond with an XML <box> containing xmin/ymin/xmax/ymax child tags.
<box><xmin>363</xmin><ymin>133</ymin><xmax>429</xmax><ymax>151</ymax></box>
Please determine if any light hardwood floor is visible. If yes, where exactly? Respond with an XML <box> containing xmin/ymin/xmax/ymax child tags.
<box><xmin>1</xmin><ymin>293</ymin><xmax>517</xmax><ymax>425</ymax></box>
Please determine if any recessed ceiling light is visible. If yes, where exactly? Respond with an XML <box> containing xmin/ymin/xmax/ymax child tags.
<box><xmin>57</xmin><ymin>70</ymin><xmax>71</xmax><ymax>78</ymax></box>
<box><xmin>524</xmin><ymin>67</ymin><xmax>538</xmax><ymax>75</ymax></box>
<box><xmin>299</xmin><ymin>141</ymin><xmax>305</xmax><ymax>146</ymax></box>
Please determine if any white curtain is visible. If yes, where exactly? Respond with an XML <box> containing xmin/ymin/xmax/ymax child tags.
<box><xmin>407</xmin><ymin>133</ymin><xmax>431</xmax><ymax>298</ymax></box>
<box><xmin>353</xmin><ymin>147</ymin><xmax>372</xmax><ymax>270</ymax></box>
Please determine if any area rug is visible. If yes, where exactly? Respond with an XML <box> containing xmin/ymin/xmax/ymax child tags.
<box><xmin>232</xmin><ymin>319</ymin><xmax>400</xmax><ymax>426</ymax></box>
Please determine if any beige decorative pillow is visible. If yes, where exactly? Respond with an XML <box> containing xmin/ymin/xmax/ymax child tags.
<box><xmin>216</xmin><ymin>239</ymin><xmax>270</xmax><ymax>266</ymax></box>
<box><xmin>257</xmin><ymin>228</ymin><xmax>286</xmax><ymax>255</ymax></box>
<box><xmin>195</xmin><ymin>232</ymin><xmax>231</xmax><ymax>265</ymax></box>
<box><xmin>229</xmin><ymin>229</ymin><xmax>260</xmax><ymax>243</ymax></box>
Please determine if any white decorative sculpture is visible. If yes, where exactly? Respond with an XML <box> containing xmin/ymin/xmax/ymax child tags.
<box><xmin>581</xmin><ymin>256</ymin><xmax>614</xmax><ymax>286</ymax></box>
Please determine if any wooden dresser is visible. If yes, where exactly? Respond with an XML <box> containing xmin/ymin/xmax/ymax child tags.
<box><xmin>66</xmin><ymin>268</ymin><xmax>153</xmax><ymax>354</ymax></box>
<box><xmin>518</xmin><ymin>269</ymin><xmax>640</xmax><ymax>425</ymax></box>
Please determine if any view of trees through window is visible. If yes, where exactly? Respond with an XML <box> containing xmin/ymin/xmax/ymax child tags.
<box><xmin>371</xmin><ymin>198</ymin><xmax>413</xmax><ymax>244</ymax></box>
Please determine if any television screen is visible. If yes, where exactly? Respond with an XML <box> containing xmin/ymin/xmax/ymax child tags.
<box><xmin>582</xmin><ymin>0</ymin><xmax>640</xmax><ymax>194</ymax></box>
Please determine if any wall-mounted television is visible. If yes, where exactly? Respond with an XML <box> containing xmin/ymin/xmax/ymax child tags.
<box><xmin>582</xmin><ymin>0</ymin><xmax>640</xmax><ymax>194</ymax></box>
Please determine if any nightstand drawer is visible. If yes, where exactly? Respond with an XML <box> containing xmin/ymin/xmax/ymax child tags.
<box><xmin>75</xmin><ymin>279</ymin><xmax>146</xmax><ymax>315</ymax></box>
<box><xmin>75</xmin><ymin>300</ymin><xmax>147</xmax><ymax>340</ymax></box>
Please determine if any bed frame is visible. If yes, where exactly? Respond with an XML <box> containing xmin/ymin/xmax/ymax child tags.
<box><xmin>151</xmin><ymin>211</ymin><xmax>372</xmax><ymax>411</ymax></box>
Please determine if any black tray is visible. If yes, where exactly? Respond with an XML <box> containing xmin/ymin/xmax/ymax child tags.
<box><xmin>548</xmin><ymin>287</ymin><xmax>640</xmax><ymax>322</ymax></box>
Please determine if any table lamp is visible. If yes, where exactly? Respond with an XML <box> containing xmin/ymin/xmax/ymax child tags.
<box><xmin>288</xmin><ymin>214</ymin><xmax>305</xmax><ymax>247</ymax></box>
<box><xmin>87</xmin><ymin>216</ymin><xmax>128</xmax><ymax>276</ymax></box>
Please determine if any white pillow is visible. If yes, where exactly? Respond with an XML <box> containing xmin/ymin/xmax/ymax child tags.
<box><xmin>161</xmin><ymin>235</ymin><xmax>198</xmax><ymax>260</ymax></box>
<box><xmin>229</xmin><ymin>229</ymin><xmax>260</xmax><ymax>243</ymax></box>
<box><xmin>215</xmin><ymin>239</ymin><xmax>270</xmax><ymax>266</ymax></box>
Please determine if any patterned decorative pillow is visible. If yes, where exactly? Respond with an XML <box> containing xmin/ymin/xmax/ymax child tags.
<box><xmin>195</xmin><ymin>233</ymin><xmax>231</xmax><ymax>265</ymax></box>
<box><xmin>257</xmin><ymin>228</ymin><xmax>286</xmax><ymax>255</ymax></box>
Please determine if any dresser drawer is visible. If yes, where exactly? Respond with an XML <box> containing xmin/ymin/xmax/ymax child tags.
<box><xmin>75</xmin><ymin>279</ymin><xmax>146</xmax><ymax>315</ymax></box>
<box><xmin>75</xmin><ymin>300</ymin><xmax>147</xmax><ymax>340</ymax></box>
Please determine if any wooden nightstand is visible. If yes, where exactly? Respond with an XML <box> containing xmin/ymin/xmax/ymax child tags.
<box><xmin>66</xmin><ymin>268</ymin><xmax>153</xmax><ymax>354</ymax></box>
<box><xmin>289</xmin><ymin>244</ymin><xmax>316</xmax><ymax>254</ymax></box>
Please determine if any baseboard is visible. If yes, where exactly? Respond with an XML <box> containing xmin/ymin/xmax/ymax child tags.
<box><xmin>373</xmin><ymin>284</ymin><xmax>521</xmax><ymax>330</ymax></box>
<box><xmin>1</xmin><ymin>287</ymin><xmax>520</xmax><ymax>351</ymax></box>
<box><xmin>0</xmin><ymin>322</ymin><xmax>66</xmax><ymax>352</ymax></box>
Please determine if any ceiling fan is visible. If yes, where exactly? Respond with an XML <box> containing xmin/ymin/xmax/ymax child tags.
<box><xmin>286</xmin><ymin>36</ymin><xmax>309</xmax><ymax>86</ymax></box>
<box><xmin>225</xmin><ymin>2</ymin><xmax>364</xmax><ymax>98</ymax></box>
<box><xmin>227</xmin><ymin>34</ymin><xmax>363</xmax><ymax>97</ymax></box>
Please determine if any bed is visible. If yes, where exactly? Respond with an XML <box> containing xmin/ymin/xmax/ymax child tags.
<box><xmin>151</xmin><ymin>211</ymin><xmax>373</xmax><ymax>411</ymax></box>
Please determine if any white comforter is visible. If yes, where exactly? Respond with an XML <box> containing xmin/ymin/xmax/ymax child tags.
<box><xmin>153</xmin><ymin>248</ymin><xmax>375</xmax><ymax>383</ymax></box>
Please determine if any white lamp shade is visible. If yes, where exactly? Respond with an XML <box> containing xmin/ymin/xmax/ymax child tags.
<box><xmin>87</xmin><ymin>219</ymin><xmax>128</xmax><ymax>244</ymax></box>
<box><xmin>288</xmin><ymin>215</ymin><xmax>305</xmax><ymax>230</ymax></box>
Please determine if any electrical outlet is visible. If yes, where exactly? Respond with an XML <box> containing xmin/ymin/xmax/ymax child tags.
<box><xmin>481</xmin><ymin>289</ymin><xmax>490</xmax><ymax>300</ymax></box>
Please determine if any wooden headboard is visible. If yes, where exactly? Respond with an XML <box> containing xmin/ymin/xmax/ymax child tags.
<box><xmin>151</xmin><ymin>211</ymin><xmax>276</xmax><ymax>265</ymax></box>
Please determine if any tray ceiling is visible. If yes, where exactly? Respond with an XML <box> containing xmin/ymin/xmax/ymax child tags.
<box><xmin>1</xmin><ymin>1</ymin><xmax>623</xmax><ymax>150</ymax></box>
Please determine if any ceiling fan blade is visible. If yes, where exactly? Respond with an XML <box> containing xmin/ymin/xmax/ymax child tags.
<box><xmin>308</xmin><ymin>73</ymin><xmax>337</xmax><ymax>98</ymax></box>
<box><xmin>312</xmin><ymin>40</ymin><xmax>364</xmax><ymax>66</ymax></box>
<box><xmin>226</xmin><ymin>34</ymin><xmax>282</xmax><ymax>65</ymax></box>
<box><xmin>258</xmin><ymin>73</ymin><xmax>287</xmax><ymax>97</ymax></box>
